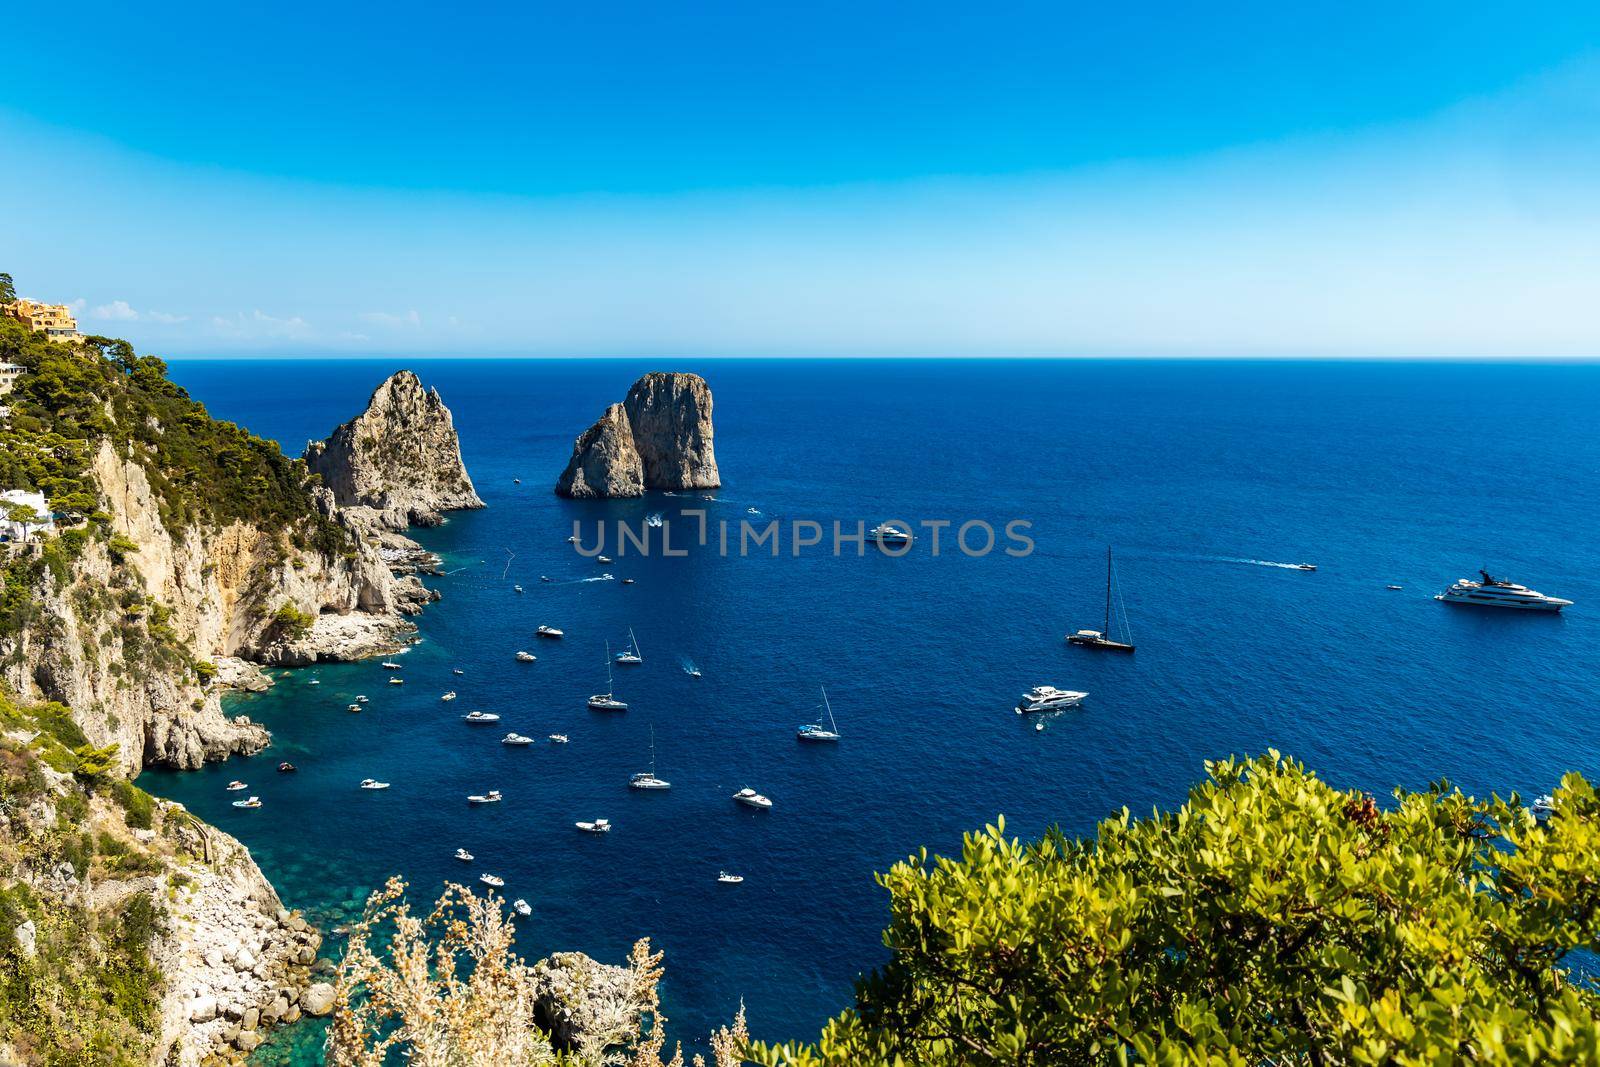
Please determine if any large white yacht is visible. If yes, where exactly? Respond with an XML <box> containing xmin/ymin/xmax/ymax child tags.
<box><xmin>1015</xmin><ymin>685</ymin><xmax>1088</xmax><ymax>714</ymax></box>
<box><xmin>867</xmin><ymin>522</ymin><xmax>913</xmax><ymax>546</ymax></box>
<box><xmin>1435</xmin><ymin>570</ymin><xmax>1572</xmax><ymax>612</ymax></box>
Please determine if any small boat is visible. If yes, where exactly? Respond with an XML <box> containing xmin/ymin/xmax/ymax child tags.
<box><xmin>231</xmin><ymin>796</ymin><xmax>262</xmax><ymax>809</ymax></box>
<box><xmin>1016</xmin><ymin>685</ymin><xmax>1088</xmax><ymax>714</ymax></box>
<box><xmin>463</xmin><ymin>711</ymin><xmax>501</xmax><ymax>724</ymax></box>
<box><xmin>515</xmin><ymin>651</ymin><xmax>537</xmax><ymax>663</ymax></box>
<box><xmin>733</xmin><ymin>788</ymin><xmax>773</xmax><ymax>810</ymax></box>
<box><xmin>513</xmin><ymin>898</ymin><xmax>532</xmax><ymax>916</ymax></box>
<box><xmin>226</xmin><ymin>780</ymin><xmax>248</xmax><ymax>791</ymax></box>
<box><xmin>797</xmin><ymin>686</ymin><xmax>842</xmax><ymax>742</ymax></box>
<box><xmin>441</xmin><ymin>691</ymin><xmax>457</xmax><ymax>701</ymax></box>
<box><xmin>615</xmin><ymin>628</ymin><xmax>643</xmax><ymax>665</ymax></box>
<box><xmin>308</xmin><ymin>679</ymin><xmax>320</xmax><ymax>686</ymax></box>
<box><xmin>454</xmin><ymin>848</ymin><xmax>474</xmax><ymax>862</ymax></box>
<box><xmin>452</xmin><ymin>669</ymin><xmax>464</xmax><ymax>676</ymax></box>
<box><xmin>479</xmin><ymin>873</ymin><xmax>504</xmax><ymax>888</ymax></box>
<box><xmin>867</xmin><ymin>522</ymin><xmax>913</xmax><ymax>546</ymax></box>
<box><xmin>277</xmin><ymin>762</ymin><xmax>296</xmax><ymax>773</ymax></box>
<box><xmin>388</xmin><ymin>677</ymin><xmax>404</xmax><ymax>685</ymax></box>
<box><xmin>1387</xmin><ymin>584</ymin><xmax>1403</xmax><ymax>590</ymax></box>
<box><xmin>536</xmin><ymin>625</ymin><xmax>564</xmax><ymax>638</ymax></box>
<box><xmin>575</xmin><ymin>818</ymin><xmax>611</xmax><ymax>833</ymax></box>
<box><xmin>1295</xmin><ymin>563</ymin><xmax>1317</xmax><ymax>572</ymax></box>
<box><xmin>501</xmin><ymin>733</ymin><xmax>534</xmax><ymax>746</ymax></box>
<box><xmin>646</xmin><ymin>513</ymin><xmax>663</xmax><ymax>528</ymax></box>
<box><xmin>513</xmin><ymin>477</ymin><xmax>522</xmax><ymax>484</ymax></box>
<box><xmin>717</xmin><ymin>871</ymin><xmax>744</xmax><ymax>884</ymax></box>
<box><xmin>629</xmin><ymin>726</ymin><xmax>671</xmax><ymax>789</ymax></box>
<box><xmin>382</xmin><ymin>662</ymin><xmax>403</xmax><ymax>670</ymax></box>
<box><xmin>566</xmin><ymin>535</ymin><xmax>579</xmax><ymax>543</ymax></box>
<box><xmin>686</xmin><ymin>666</ymin><xmax>701</xmax><ymax>678</ymax></box>
<box><xmin>355</xmin><ymin>695</ymin><xmax>369</xmax><ymax>703</ymax></box>
<box><xmin>1532</xmin><ymin>794</ymin><xmax>1556</xmax><ymax>821</ymax></box>
<box><xmin>747</xmin><ymin>507</ymin><xmax>760</xmax><ymax>514</ymax></box>
<box><xmin>596</xmin><ymin>555</ymin><xmax>613</xmax><ymax>564</ymax></box>
<box><xmin>621</xmin><ymin>577</ymin><xmax>635</xmax><ymax>585</ymax></box>
<box><xmin>589</xmin><ymin>644</ymin><xmax>629</xmax><ymax>711</ymax></box>
<box><xmin>467</xmin><ymin>790</ymin><xmax>503</xmax><ymax>805</ymax></box>
<box><xmin>540</xmin><ymin>575</ymin><xmax>552</xmax><ymax>582</ymax></box>
<box><xmin>548</xmin><ymin>733</ymin><xmax>569</xmax><ymax>744</ymax></box>
<box><xmin>347</xmin><ymin>702</ymin><xmax>362</xmax><ymax>712</ymax></box>
<box><xmin>359</xmin><ymin>779</ymin><xmax>390</xmax><ymax>790</ymax></box>
<box><xmin>1067</xmin><ymin>548</ymin><xmax>1136</xmax><ymax>652</ymax></box>
<box><xmin>514</xmin><ymin>584</ymin><xmax>524</xmax><ymax>594</ymax></box>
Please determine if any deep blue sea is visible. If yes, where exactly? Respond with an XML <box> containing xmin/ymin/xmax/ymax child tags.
<box><xmin>140</xmin><ymin>359</ymin><xmax>1600</xmax><ymax>1060</ymax></box>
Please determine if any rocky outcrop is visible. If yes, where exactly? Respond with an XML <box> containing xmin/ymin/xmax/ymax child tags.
<box><xmin>531</xmin><ymin>951</ymin><xmax>644</xmax><ymax>1052</ymax></box>
<box><xmin>555</xmin><ymin>373</ymin><xmax>719</xmax><ymax>498</ymax></box>
<box><xmin>303</xmin><ymin>370</ymin><xmax>483</xmax><ymax>530</ymax></box>
<box><xmin>554</xmin><ymin>404</ymin><xmax>644</xmax><ymax>499</ymax></box>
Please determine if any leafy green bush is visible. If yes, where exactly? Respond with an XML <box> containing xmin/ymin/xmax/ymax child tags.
<box><xmin>755</xmin><ymin>754</ymin><xmax>1600</xmax><ymax>1066</ymax></box>
<box><xmin>111</xmin><ymin>779</ymin><xmax>155</xmax><ymax>830</ymax></box>
<box><xmin>271</xmin><ymin>602</ymin><xmax>315</xmax><ymax>640</ymax></box>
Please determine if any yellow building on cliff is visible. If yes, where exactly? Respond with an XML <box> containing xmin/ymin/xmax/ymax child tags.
<box><xmin>2</xmin><ymin>299</ymin><xmax>81</xmax><ymax>342</ymax></box>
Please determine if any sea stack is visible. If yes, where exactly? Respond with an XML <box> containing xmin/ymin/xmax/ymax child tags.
<box><xmin>555</xmin><ymin>372</ymin><xmax>719</xmax><ymax>499</ymax></box>
<box><xmin>304</xmin><ymin>370</ymin><xmax>484</xmax><ymax>527</ymax></box>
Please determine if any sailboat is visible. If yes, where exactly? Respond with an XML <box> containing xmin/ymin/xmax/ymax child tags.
<box><xmin>629</xmin><ymin>725</ymin><xmax>671</xmax><ymax>789</ymax></box>
<box><xmin>797</xmin><ymin>687</ymin><xmax>841</xmax><ymax>742</ymax></box>
<box><xmin>1067</xmin><ymin>547</ymin><xmax>1136</xmax><ymax>652</ymax></box>
<box><xmin>614</xmin><ymin>628</ymin><xmax>643</xmax><ymax>665</ymax></box>
<box><xmin>588</xmin><ymin>642</ymin><xmax>629</xmax><ymax>711</ymax></box>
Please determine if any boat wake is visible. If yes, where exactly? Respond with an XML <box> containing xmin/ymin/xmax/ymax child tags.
<box><xmin>1209</xmin><ymin>556</ymin><xmax>1314</xmax><ymax>571</ymax></box>
<box><xmin>679</xmin><ymin>656</ymin><xmax>700</xmax><ymax>676</ymax></box>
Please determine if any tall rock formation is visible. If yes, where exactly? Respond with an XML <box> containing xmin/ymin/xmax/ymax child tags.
<box><xmin>555</xmin><ymin>373</ymin><xmax>719</xmax><ymax>499</ymax></box>
<box><xmin>304</xmin><ymin>370</ymin><xmax>484</xmax><ymax>529</ymax></box>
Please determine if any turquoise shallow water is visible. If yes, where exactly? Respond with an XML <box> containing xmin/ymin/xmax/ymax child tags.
<box><xmin>140</xmin><ymin>358</ymin><xmax>1600</xmax><ymax>1060</ymax></box>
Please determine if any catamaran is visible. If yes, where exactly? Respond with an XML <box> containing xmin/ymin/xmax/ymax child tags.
<box><xmin>589</xmin><ymin>643</ymin><xmax>629</xmax><ymax>711</ymax></box>
<box><xmin>797</xmin><ymin>687</ymin><xmax>842</xmax><ymax>742</ymax></box>
<box><xmin>615</xmin><ymin>628</ymin><xmax>643</xmax><ymax>665</ymax></box>
<box><xmin>629</xmin><ymin>726</ymin><xmax>671</xmax><ymax>789</ymax></box>
<box><xmin>1067</xmin><ymin>547</ymin><xmax>1136</xmax><ymax>652</ymax></box>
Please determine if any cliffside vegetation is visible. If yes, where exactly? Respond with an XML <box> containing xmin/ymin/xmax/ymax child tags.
<box><xmin>752</xmin><ymin>754</ymin><xmax>1600</xmax><ymax>1066</ymax></box>
<box><xmin>0</xmin><ymin>313</ymin><xmax>346</xmax><ymax>556</ymax></box>
<box><xmin>0</xmin><ymin>686</ymin><xmax>171</xmax><ymax>1065</ymax></box>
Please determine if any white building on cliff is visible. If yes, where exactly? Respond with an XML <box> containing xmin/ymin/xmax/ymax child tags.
<box><xmin>1</xmin><ymin>490</ymin><xmax>53</xmax><ymax>542</ymax></box>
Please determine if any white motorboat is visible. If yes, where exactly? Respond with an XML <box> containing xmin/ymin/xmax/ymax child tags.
<box><xmin>441</xmin><ymin>691</ymin><xmax>457</xmax><ymax>701</ymax></box>
<box><xmin>501</xmin><ymin>733</ymin><xmax>534</xmax><ymax>746</ymax></box>
<box><xmin>467</xmin><ymin>790</ymin><xmax>503</xmax><ymax>805</ymax></box>
<box><xmin>454</xmin><ymin>848</ymin><xmax>474</xmax><ymax>862</ymax></box>
<box><xmin>575</xmin><ymin>818</ymin><xmax>611</xmax><ymax>833</ymax></box>
<box><xmin>628</xmin><ymin>726</ymin><xmax>671</xmax><ymax>789</ymax></box>
<box><xmin>597</xmin><ymin>555</ymin><xmax>613</xmax><ymax>564</ymax></box>
<box><xmin>359</xmin><ymin>779</ymin><xmax>390</xmax><ymax>790</ymax></box>
<box><xmin>382</xmin><ymin>662</ymin><xmax>403</xmax><ymax>670</ymax></box>
<box><xmin>621</xmin><ymin>577</ymin><xmax>635</xmax><ymax>585</ymax></box>
<box><xmin>1435</xmin><ymin>570</ymin><xmax>1573</xmax><ymax>612</ymax></box>
<box><xmin>514</xmin><ymin>584</ymin><xmax>523</xmax><ymax>593</ymax></box>
<box><xmin>226</xmin><ymin>780</ymin><xmax>248</xmax><ymax>791</ymax></box>
<box><xmin>733</xmin><ymin>788</ymin><xmax>773</xmax><ymax>810</ymax></box>
<box><xmin>1532</xmin><ymin>794</ymin><xmax>1556</xmax><ymax>821</ymax></box>
<box><xmin>356</xmin><ymin>695</ymin><xmax>369</xmax><ymax>703</ymax></box>
<box><xmin>1387</xmin><ymin>584</ymin><xmax>1403</xmax><ymax>590</ymax></box>
<box><xmin>1294</xmin><ymin>563</ymin><xmax>1317</xmax><ymax>572</ymax></box>
<box><xmin>615</xmin><ymin>628</ymin><xmax>643</xmax><ymax>665</ymax></box>
<box><xmin>347</xmin><ymin>702</ymin><xmax>362</xmax><ymax>712</ymax></box>
<box><xmin>452</xmin><ymin>669</ymin><xmax>464</xmax><ymax>676</ymax></box>
<box><xmin>388</xmin><ymin>677</ymin><xmax>404</xmax><ymax>685</ymax></box>
<box><xmin>463</xmin><ymin>711</ymin><xmax>501</xmax><ymax>724</ymax></box>
<box><xmin>589</xmin><ymin>643</ymin><xmax>629</xmax><ymax>711</ymax></box>
<box><xmin>548</xmin><ymin>733</ymin><xmax>569</xmax><ymax>744</ymax></box>
<box><xmin>797</xmin><ymin>686</ymin><xmax>842</xmax><ymax>742</ymax></box>
<box><xmin>717</xmin><ymin>871</ymin><xmax>744</xmax><ymax>884</ymax></box>
<box><xmin>646</xmin><ymin>513</ymin><xmax>663</xmax><ymax>528</ymax></box>
<box><xmin>1067</xmin><ymin>547</ymin><xmax>1136</xmax><ymax>652</ymax></box>
<box><xmin>1016</xmin><ymin>685</ymin><xmax>1088</xmax><ymax>713</ymax></box>
<box><xmin>479</xmin><ymin>873</ymin><xmax>504</xmax><ymax>888</ymax></box>
<box><xmin>515</xmin><ymin>651</ymin><xmax>537</xmax><ymax>662</ymax></box>
<box><xmin>308</xmin><ymin>679</ymin><xmax>320</xmax><ymax>686</ymax></box>
<box><xmin>536</xmin><ymin>625</ymin><xmax>564</xmax><ymax>638</ymax></box>
<box><xmin>566</xmin><ymin>534</ymin><xmax>579</xmax><ymax>543</ymax></box>
<box><xmin>231</xmin><ymin>796</ymin><xmax>261</xmax><ymax>809</ymax></box>
<box><xmin>513</xmin><ymin>899</ymin><xmax>532</xmax><ymax>916</ymax></box>
<box><xmin>867</xmin><ymin>522</ymin><xmax>913</xmax><ymax>546</ymax></box>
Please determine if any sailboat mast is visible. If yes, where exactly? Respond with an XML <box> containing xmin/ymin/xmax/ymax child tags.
<box><xmin>1104</xmin><ymin>546</ymin><xmax>1113</xmax><ymax>635</ymax></box>
<box><xmin>605</xmin><ymin>641</ymin><xmax>614</xmax><ymax>693</ymax></box>
<box><xmin>822</xmin><ymin>686</ymin><xmax>837</xmax><ymax>733</ymax></box>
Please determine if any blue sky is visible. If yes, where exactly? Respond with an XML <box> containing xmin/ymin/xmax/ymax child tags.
<box><xmin>3</xmin><ymin>1</ymin><xmax>1599</xmax><ymax>357</ymax></box>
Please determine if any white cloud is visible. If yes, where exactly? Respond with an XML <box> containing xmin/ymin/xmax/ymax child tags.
<box><xmin>358</xmin><ymin>308</ymin><xmax>423</xmax><ymax>329</ymax></box>
<box><xmin>210</xmin><ymin>309</ymin><xmax>313</xmax><ymax>340</ymax></box>
<box><xmin>92</xmin><ymin>299</ymin><xmax>189</xmax><ymax>324</ymax></box>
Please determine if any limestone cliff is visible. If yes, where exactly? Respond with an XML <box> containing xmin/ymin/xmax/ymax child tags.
<box><xmin>553</xmin><ymin>403</ymin><xmax>644</xmax><ymax>499</ymax></box>
<box><xmin>303</xmin><ymin>370</ymin><xmax>484</xmax><ymax>529</ymax></box>
<box><xmin>555</xmin><ymin>372</ymin><xmax>719</xmax><ymax>498</ymax></box>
